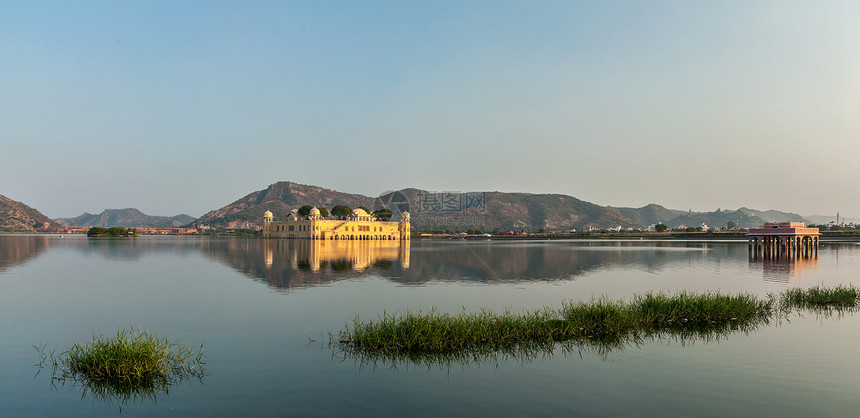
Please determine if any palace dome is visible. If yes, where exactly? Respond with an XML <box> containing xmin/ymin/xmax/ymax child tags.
<box><xmin>351</xmin><ymin>208</ymin><xmax>369</xmax><ymax>216</ymax></box>
<box><xmin>309</xmin><ymin>207</ymin><xmax>321</xmax><ymax>216</ymax></box>
<box><xmin>263</xmin><ymin>210</ymin><xmax>273</xmax><ymax>218</ymax></box>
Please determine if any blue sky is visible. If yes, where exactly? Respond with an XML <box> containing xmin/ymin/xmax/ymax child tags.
<box><xmin>2</xmin><ymin>1</ymin><xmax>859</xmax><ymax>219</ymax></box>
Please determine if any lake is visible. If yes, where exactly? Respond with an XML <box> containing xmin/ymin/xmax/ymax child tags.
<box><xmin>2</xmin><ymin>235</ymin><xmax>860</xmax><ymax>416</ymax></box>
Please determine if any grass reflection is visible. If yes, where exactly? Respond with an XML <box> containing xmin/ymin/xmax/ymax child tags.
<box><xmin>334</xmin><ymin>326</ymin><xmax>768</xmax><ymax>371</ymax></box>
<box><xmin>334</xmin><ymin>286</ymin><xmax>859</xmax><ymax>368</ymax></box>
<box><xmin>35</xmin><ymin>327</ymin><xmax>205</xmax><ymax>411</ymax></box>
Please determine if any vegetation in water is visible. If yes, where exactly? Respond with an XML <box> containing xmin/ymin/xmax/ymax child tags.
<box><xmin>336</xmin><ymin>286</ymin><xmax>859</xmax><ymax>356</ymax></box>
<box><xmin>336</xmin><ymin>291</ymin><xmax>775</xmax><ymax>353</ymax></box>
<box><xmin>782</xmin><ymin>284</ymin><xmax>859</xmax><ymax>309</ymax></box>
<box><xmin>35</xmin><ymin>327</ymin><xmax>204</xmax><ymax>409</ymax></box>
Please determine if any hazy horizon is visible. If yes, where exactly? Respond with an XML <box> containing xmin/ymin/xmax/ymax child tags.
<box><xmin>3</xmin><ymin>1</ymin><xmax>859</xmax><ymax>219</ymax></box>
<box><xmin>25</xmin><ymin>180</ymin><xmax>859</xmax><ymax>222</ymax></box>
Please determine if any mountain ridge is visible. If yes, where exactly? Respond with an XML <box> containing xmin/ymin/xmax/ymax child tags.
<box><xmin>55</xmin><ymin>208</ymin><xmax>195</xmax><ymax>228</ymax></box>
<box><xmin>1</xmin><ymin>184</ymin><xmax>833</xmax><ymax>233</ymax></box>
<box><xmin>188</xmin><ymin>181</ymin><xmax>814</xmax><ymax>231</ymax></box>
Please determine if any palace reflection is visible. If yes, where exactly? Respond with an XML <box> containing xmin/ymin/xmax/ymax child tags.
<box><xmin>264</xmin><ymin>239</ymin><xmax>410</xmax><ymax>273</ymax></box>
<box><xmin>211</xmin><ymin>239</ymin><xmax>409</xmax><ymax>290</ymax></box>
<box><xmin>9</xmin><ymin>235</ymin><xmax>846</xmax><ymax>291</ymax></box>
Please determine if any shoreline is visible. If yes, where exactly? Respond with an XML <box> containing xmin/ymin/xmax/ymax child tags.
<box><xmin>417</xmin><ymin>231</ymin><xmax>860</xmax><ymax>242</ymax></box>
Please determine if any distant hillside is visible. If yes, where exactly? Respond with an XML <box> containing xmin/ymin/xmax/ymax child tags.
<box><xmin>193</xmin><ymin>182</ymin><xmax>375</xmax><ymax>229</ymax></box>
<box><xmin>656</xmin><ymin>207</ymin><xmax>808</xmax><ymax>229</ymax></box>
<box><xmin>0</xmin><ymin>194</ymin><xmax>59</xmax><ymax>231</ymax></box>
<box><xmin>609</xmin><ymin>204</ymin><xmax>682</xmax><ymax>226</ymax></box>
<box><xmin>804</xmin><ymin>215</ymin><xmax>860</xmax><ymax>225</ymax></box>
<box><xmin>56</xmin><ymin>209</ymin><xmax>196</xmax><ymax>228</ymax></box>
<box><xmin>189</xmin><ymin>180</ymin><xmax>824</xmax><ymax>232</ymax></box>
<box><xmin>375</xmin><ymin>189</ymin><xmax>641</xmax><ymax>231</ymax></box>
<box><xmin>193</xmin><ymin>182</ymin><xmax>659</xmax><ymax>231</ymax></box>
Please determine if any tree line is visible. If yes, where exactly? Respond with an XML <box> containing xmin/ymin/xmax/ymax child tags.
<box><xmin>86</xmin><ymin>227</ymin><xmax>138</xmax><ymax>237</ymax></box>
<box><xmin>293</xmin><ymin>205</ymin><xmax>394</xmax><ymax>221</ymax></box>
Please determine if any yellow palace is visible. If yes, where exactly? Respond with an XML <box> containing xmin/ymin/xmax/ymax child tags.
<box><xmin>262</xmin><ymin>207</ymin><xmax>410</xmax><ymax>240</ymax></box>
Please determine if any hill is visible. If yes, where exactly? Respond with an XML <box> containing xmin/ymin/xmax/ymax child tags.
<box><xmin>660</xmin><ymin>207</ymin><xmax>808</xmax><ymax>230</ymax></box>
<box><xmin>192</xmin><ymin>181</ymin><xmax>669</xmax><ymax>232</ymax></box>
<box><xmin>55</xmin><ymin>209</ymin><xmax>196</xmax><ymax>228</ymax></box>
<box><xmin>0</xmin><ymin>194</ymin><xmax>60</xmax><ymax>231</ymax></box>
<box><xmin>193</xmin><ymin>181</ymin><xmax>826</xmax><ymax>232</ymax></box>
<box><xmin>193</xmin><ymin>182</ymin><xmax>375</xmax><ymax>229</ymax></box>
<box><xmin>372</xmin><ymin>189</ymin><xmax>642</xmax><ymax>232</ymax></box>
<box><xmin>4</xmin><ymin>183</ymin><xmax>820</xmax><ymax>233</ymax></box>
<box><xmin>609</xmin><ymin>204</ymin><xmax>682</xmax><ymax>226</ymax></box>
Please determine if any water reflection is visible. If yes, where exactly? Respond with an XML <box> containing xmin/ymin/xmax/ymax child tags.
<box><xmin>45</xmin><ymin>373</ymin><xmax>202</xmax><ymax>413</ymax></box>
<box><xmin>395</xmin><ymin>240</ymin><xmax>723</xmax><ymax>285</ymax></box>
<box><xmin>0</xmin><ymin>235</ymin><xmax>53</xmax><ymax>273</ymax></box>
<box><xmin>222</xmin><ymin>239</ymin><xmax>731</xmax><ymax>288</ymax></box>
<box><xmin>264</xmin><ymin>239</ymin><xmax>410</xmax><ymax>272</ymax></box>
<box><xmin>749</xmin><ymin>252</ymin><xmax>819</xmax><ymax>284</ymax></box>
<box><xmin>5</xmin><ymin>235</ymin><xmax>860</xmax><ymax>291</ymax></box>
<box><xmin>198</xmin><ymin>239</ymin><xmax>412</xmax><ymax>290</ymax></box>
<box><xmin>0</xmin><ymin>235</ymin><xmax>735</xmax><ymax>288</ymax></box>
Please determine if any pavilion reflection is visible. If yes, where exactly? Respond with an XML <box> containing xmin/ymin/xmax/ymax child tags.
<box><xmin>749</xmin><ymin>250</ymin><xmax>818</xmax><ymax>283</ymax></box>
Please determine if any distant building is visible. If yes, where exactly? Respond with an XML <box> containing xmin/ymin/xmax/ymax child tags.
<box><xmin>262</xmin><ymin>207</ymin><xmax>410</xmax><ymax>240</ymax></box>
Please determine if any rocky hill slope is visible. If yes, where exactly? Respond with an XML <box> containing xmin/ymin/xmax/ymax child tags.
<box><xmin>0</xmin><ymin>194</ymin><xmax>60</xmax><ymax>231</ymax></box>
<box><xmin>193</xmin><ymin>181</ymin><xmax>798</xmax><ymax>232</ymax></box>
<box><xmin>374</xmin><ymin>188</ymin><xmax>643</xmax><ymax>231</ymax></box>
<box><xmin>193</xmin><ymin>182</ymin><xmax>375</xmax><ymax>229</ymax></box>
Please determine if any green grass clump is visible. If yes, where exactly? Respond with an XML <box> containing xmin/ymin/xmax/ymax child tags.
<box><xmin>36</xmin><ymin>327</ymin><xmax>205</xmax><ymax>405</ymax></box>
<box><xmin>344</xmin><ymin>308</ymin><xmax>558</xmax><ymax>351</ymax></box>
<box><xmin>338</xmin><ymin>290</ymin><xmax>776</xmax><ymax>353</ymax></box>
<box><xmin>561</xmin><ymin>298</ymin><xmax>635</xmax><ymax>337</ymax></box>
<box><xmin>632</xmin><ymin>292</ymin><xmax>773</xmax><ymax>328</ymax></box>
<box><xmin>64</xmin><ymin>328</ymin><xmax>202</xmax><ymax>383</ymax></box>
<box><xmin>334</xmin><ymin>286</ymin><xmax>860</xmax><ymax>368</ymax></box>
<box><xmin>782</xmin><ymin>285</ymin><xmax>860</xmax><ymax>310</ymax></box>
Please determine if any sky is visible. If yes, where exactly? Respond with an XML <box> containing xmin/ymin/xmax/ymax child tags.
<box><xmin>2</xmin><ymin>0</ymin><xmax>859</xmax><ymax>219</ymax></box>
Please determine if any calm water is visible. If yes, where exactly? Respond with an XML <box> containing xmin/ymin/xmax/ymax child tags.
<box><xmin>2</xmin><ymin>235</ymin><xmax>860</xmax><ymax>416</ymax></box>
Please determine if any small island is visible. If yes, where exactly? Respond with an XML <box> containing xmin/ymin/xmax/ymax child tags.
<box><xmin>86</xmin><ymin>227</ymin><xmax>138</xmax><ymax>237</ymax></box>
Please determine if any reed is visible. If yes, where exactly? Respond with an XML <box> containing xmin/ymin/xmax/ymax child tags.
<box><xmin>337</xmin><ymin>290</ymin><xmax>776</xmax><ymax>353</ymax></box>
<box><xmin>782</xmin><ymin>285</ymin><xmax>860</xmax><ymax>310</ymax></box>
<box><xmin>632</xmin><ymin>291</ymin><xmax>774</xmax><ymax>329</ymax></box>
<box><xmin>36</xmin><ymin>327</ymin><xmax>205</xmax><ymax>392</ymax></box>
<box><xmin>343</xmin><ymin>308</ymin><xmax>559</xmax><ymax>351</ymax></box>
